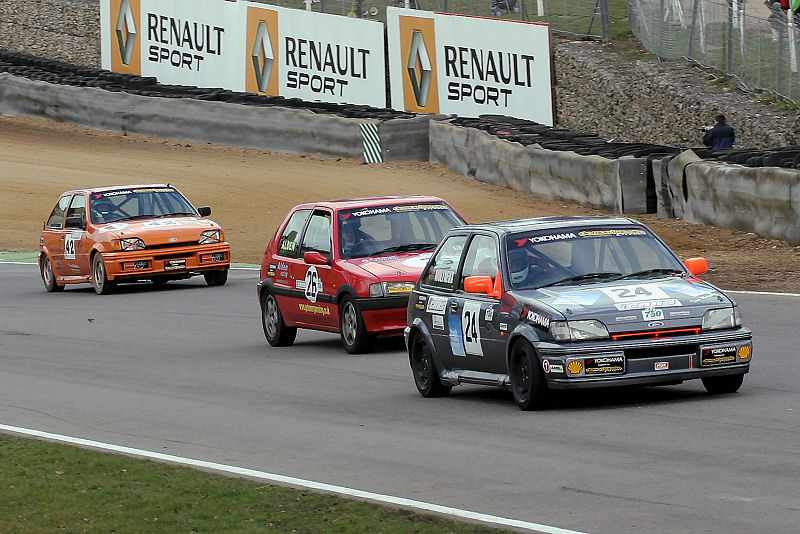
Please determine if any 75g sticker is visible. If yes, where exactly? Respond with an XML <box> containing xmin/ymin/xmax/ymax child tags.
<box><xmin>642</xmin><ymin>308</ymin><xmax>664</xmax><ymax>321</ymax></box>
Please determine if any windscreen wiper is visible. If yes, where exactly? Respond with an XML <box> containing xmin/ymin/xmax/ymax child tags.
<box><xmin>370</xmin><ymin>243</ymin><xmax>438</xmax><ymax>256</ymax></box>
<box><xmin>614</xmin><ymin>268</ymin><xmax>684</xmax><ymax>280</ymax></box>
<box><xmin>536</xmin><ymin>272</ymin><xmax>622</xmax><ymax>289</ymax></box>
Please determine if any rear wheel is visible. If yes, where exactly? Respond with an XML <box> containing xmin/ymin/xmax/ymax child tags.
<box><xmin>204</xmin><ymin>268</ymin><xmax>228</xmax><ymax>286</ymax></box>
<box><xmin>702</xmin><ymin>374</ymin><xmax>744</xmax><ymax>394</ymax></box>
<box><xmin>339</xmin><ymin>295</ymin><xmax>371</xmax><ymax>354</ymax></box>
<box><xmin>91</xmin><ymin>253</ymin><xmax>116</xmax><ymax>295</ymax></box>
<box><xmin>40</xmin><ymin>255</ymin><xmax>64</xmax><ymax>292</ymax></box>
<box><xmin>262</xmin><ymin>293</ymin><xmax>296</xmax><ymax>347</ymax></box>
<box><xmin>410</xmin><ymin>333</ymin><xmax>451</xmax><ymax>397</ymax></box>
<box><xmin>508</xmin><ymin>340</ymin><xmax>548</xmax><ymax>410</ymax></box>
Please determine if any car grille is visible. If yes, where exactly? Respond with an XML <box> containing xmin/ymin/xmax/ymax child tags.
<box><xmin>147</xmin><ymin>241</ymin><xmax>199</xmax><ymax>250</ymax></box>
<box><xmin>611</xmin><ymin>327</ymin><xmax>700</xmax><ymax>341</ymax></box>
<box><xmin>624</xmin><ymin>343</ymin><xmax>700</xmax><ymax>360</ymax></box>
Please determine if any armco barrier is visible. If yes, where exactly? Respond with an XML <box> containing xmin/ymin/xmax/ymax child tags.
<box><xmin>429</xmin><ymin>120</ymin><xmax>646</xmax><ymax>214</ymax></box>
<box><xmin>0</xmin><ymin>73</ymin><xmax>432</xmax><ymax>161</ymax></box>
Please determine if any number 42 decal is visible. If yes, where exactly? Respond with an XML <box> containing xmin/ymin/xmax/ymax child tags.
<box><xmin>461</xmin><ymin>302</ymin><xmax>483</xmax><ymax>356</ymax></box>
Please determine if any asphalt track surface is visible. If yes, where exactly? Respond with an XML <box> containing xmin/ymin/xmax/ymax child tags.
<box><xmin>1</xmin><ymin>263</ymin><xmax>798</xmax><ymax>534</ymax></box>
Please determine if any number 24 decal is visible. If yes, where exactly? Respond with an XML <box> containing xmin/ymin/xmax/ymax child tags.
<box><xmin>461</xmin><ymin>302</ymin><xmax>483</xmax><ymax>356</ymax></box>
<box><xmin>611</xmin><ymin>286</ymin><xmax>652</xmax><ymax>299</ymax></box>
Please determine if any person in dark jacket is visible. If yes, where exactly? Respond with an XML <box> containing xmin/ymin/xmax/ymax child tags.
<box><xmin>703</xmin><ymin>114</ymin><xmax>736</xmax><ymax>148</ymax></box>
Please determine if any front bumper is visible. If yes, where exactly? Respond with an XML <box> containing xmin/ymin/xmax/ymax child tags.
<box><xmin>536</xmin><ymin>329</ymin><xmax>752</xmax><ymax>389</ymax></box>
<box><xmin>358</xmin><ymin>294</ymin><xmax>410</xmax><ymax>334</ymax></box>
<box><xmin>101</xmin><ymin>243</ymin><xmax>230</xmax><ymax>280</ymax></box>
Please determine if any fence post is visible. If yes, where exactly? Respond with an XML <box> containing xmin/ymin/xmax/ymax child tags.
<box><xmin>600</xmin><ymin>0</ymin><xmax>611</xmax><ymax>41</ymax></box>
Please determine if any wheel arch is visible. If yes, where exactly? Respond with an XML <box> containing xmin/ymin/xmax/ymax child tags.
<box><xmin>406</xmin><ymin>317</ymin><xmax>446</xmax><ymax>376</ymax></box>
<box><xmin>506</xmin><ymin>324</ymin><xmax>543</xmax><ymax>370</ymax></box>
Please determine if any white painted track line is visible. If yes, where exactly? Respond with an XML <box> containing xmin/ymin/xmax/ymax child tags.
<box><xmin>0</xmin><ymin>423</ymin><xmax>590</xmax><ymax>534</ymax></box>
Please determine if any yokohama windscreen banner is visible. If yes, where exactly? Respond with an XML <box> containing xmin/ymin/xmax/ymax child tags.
<box><xmin>100</xmin><ymin>0</ymin><xmax>386</xmax><ymax>106</ymax></box>
<box><xmin>386</xmin><ymin>7</ymin><xmax>553</xmax><ymax>125</ymax></box>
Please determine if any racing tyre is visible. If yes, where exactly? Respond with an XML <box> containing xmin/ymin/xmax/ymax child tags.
<box><xmin>262</xmin><ymin>293</ymin><xmax>296</xmax><ymax>347</ymax></box>
<box><xmin>41</xmin><ymin>255</ymin><xmax>64</xmax><ymax>292</ymax></box>
<box><xmin>410</xmin><ymin>333</ymin><xmax>451</xmax><ymax>397</ymax></box>
<box><xmin>91</xmin><ymin>253</ymin><xmax>116</xmax><ymax>295</ymax></box>
<box><xmin>701</xmin><ymin>374</ymin><xmax>744</xmax><ymax>394</ymax></box>
<box><xmin>508</xmin><ymin>341</ymin><xmax>548</xmax><ymax>410</ymax></box>
<box><xmin>204</xmin><ymin>268</ymin><xmax>228</xmax><ymax>287</ymax></box>
<box><xmin>339</xmin><ymin>295</ymin><xmax>371</xmax><ymax>354</ymax></box>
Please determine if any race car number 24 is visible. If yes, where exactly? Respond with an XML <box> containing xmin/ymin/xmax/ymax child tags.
<box><xmin>461</xmin><ymin>301</ymin><xmax>483</xmax><ymax>356</ymax></box>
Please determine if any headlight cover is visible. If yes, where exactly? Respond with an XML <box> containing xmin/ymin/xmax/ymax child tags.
<box><xmin>199</xmin><ymin>229</ymin><xmax>221</xmax><ymax>244</ymax></box>
<box><xmin>369</xmin><ymin>281</ymin><xmax>416</xmax><ymax>297</ymax></box>
<box><xmin>702</xmin><ymin>307</ymin><xmax>741</xmax><ymax>331</ymax></box>
<box><xmin>119</xmin><ymin>237</ymin><xmax>146</xmax><ymax>251</ymax></box>
<box><xmin>550</xmin><ymin>320</ymin><xmax>610</xmax><ymax>342</ymax></box>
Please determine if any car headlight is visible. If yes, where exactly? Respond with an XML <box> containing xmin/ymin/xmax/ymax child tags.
<box><xmin>199</xmin><ymin>229</ymin><xmax>221</xmax><ymax>244</ymax></box>
<box><xmin>550</xmin><ymin>320</ymin><xmax>609</xmax><ymax>342</ymax></box>
<box><xmin>702</xmin><ymin>307</ymin><xmax>741</xmax><ymax>331</ymax></box>
<box><xmin>369</xmin><ymin>281</ymin><xmax>416</xmax><ymax>297</ymax></box>
<box><xmin>119</xmin><ymin>237</ymin><xmax>146</xmax><ymax>251</ymax></box>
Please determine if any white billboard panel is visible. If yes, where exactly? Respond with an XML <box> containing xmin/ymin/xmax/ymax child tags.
<box><xmin>100</xmin><ymin>0</ymin><xmax>386</xmax><ymax>107</ymax></box>
<box><xmin>386</xmin><ymin>7</ymin><xmax>553</xmax><ymax>125</ymax></box>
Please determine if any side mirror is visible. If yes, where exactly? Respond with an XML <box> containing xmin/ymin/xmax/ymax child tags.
<box><xmin>685</xmin><ymin>257</ymin><xmax>708</xmax><ymax>276</ymax></box>
<box><xmin>464</xmin><ymin>275</ymin><xmax>494</xmax><ymax>295</ymax></box>
<box><xmin>304</xmin><ymin>251</ymin><xmax>330</xmax><ymax>265</ymax></box>
<box><xmin>64</xmin><ymin>216</ymin><xmax>85</xmax><ymax>230</ymax></box>
<box><xmin>197</xmin><ymin>206</ymin><xmax>211</xmax><ymax>217</ymax></box>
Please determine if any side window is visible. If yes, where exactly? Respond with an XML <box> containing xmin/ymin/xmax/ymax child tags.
<box><xmin>277</xmin><ymin>209</ymin><xmax>311</xmax><ymax>258</ymax></box>
<box><xmin>65</xmin><ymin>194</ymin><xmax>86</xmax><ymax>226</ymax></box>
<box><xmin>300</xmin><ymin>211</ymin><xmax>332</xmax><ymax>257</ymax></box>
<box><xmin>421</xmin><ymin>234</ymin><xmax>468</xmax><ymax>290</ymax></box>
<box><xmin>460</xmin><ymin>234</ymin><xmax>499</xmax><ymax>289</ymax></box>
<box><xmin>46</xmin><ymin>195</ymin><xmax>71</xmax><ymax>229</ymax></box>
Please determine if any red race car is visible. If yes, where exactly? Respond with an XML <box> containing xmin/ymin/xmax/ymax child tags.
<box><xmin>258</xmin><ymin>196</ymin><xmax>467</xmax><ymax>353</ymax></box>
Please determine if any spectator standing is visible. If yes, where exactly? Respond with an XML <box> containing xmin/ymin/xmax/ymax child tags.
<box><xmin>703</xmin><ymin>114</ymin><xmax>736</xmax><ymax>148</ymax></box>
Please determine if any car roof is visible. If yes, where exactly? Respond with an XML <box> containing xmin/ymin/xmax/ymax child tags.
<box><xmin>455</xmin><ymin>215</ymin><xmax>641</xmax><ymax>234</ymax></box>
<box><xmin>290</xmin><ymin>195</ymin><xmax>449</xmax><ymax>211</ymax></box>
<box><xmin>59</xmin><ymin>184</ymin><xmax>173</xmax><ymax>195</ymax></box>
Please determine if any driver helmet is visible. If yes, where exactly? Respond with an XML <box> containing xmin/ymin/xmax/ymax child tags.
<box><xmin>91</xmin><ymin>197</ymin><xmax>115</xmax><ymax>221</ymax></box>
<box><xmin>508</xmin><ymin>248</ymin><xmax>530</xmax><ymax>285</ymax></box>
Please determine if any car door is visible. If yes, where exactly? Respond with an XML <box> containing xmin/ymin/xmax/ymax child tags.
<box><xmin>291</xmin><ymin>209</ymin><xmax>337</xmax><ymax>329</ymax></box>
<box><xmin>450</xmin><ymin>233</ymin><xmax>506</xmax><ymax>374</ymax></box>
<box><xmin>271</xmin><ymin>208</ymin><xmax>312</xmax><ymax>324</ymax></box>
<box><xmin>63</xmin><ymin>193</ymin><xmax>92</xmax><ymax>276</ymax></box>
<box><xmin>418</xmin><ymin>233</ymin><xmax>469</xmax><ymax>371</ymax></box>
<box><xmin>41</xmin><ymin>194</ymin><xmax>73</xmax><ymax>277</ymax></box>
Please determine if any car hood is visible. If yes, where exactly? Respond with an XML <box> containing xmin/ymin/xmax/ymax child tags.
<box><xmin>512</xmin><ymin>276</ymin><xmax>732</xmax><ymax>331</ymax></box>
<box><xmin>346</xmin><ymin>252</ymin><xmax>434</xmax><ymax>279</ymax></box>
<box><xmin>95</xmin><ymin>217</ymin><xmax>222</xmax><ymax>243</ymax></box>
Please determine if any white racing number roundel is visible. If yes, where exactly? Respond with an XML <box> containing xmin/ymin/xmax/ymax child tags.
<box><xmin>64</xmin><ymin>234</ymin><xmax>77</xmax><ymax>260</ymax></box>
<box><xmin>304</xmin><ymin>266</ymin><xmax>322</xmax><ymax>303</ymax></box>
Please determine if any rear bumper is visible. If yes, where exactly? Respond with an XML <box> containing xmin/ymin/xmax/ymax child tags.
<box><xmin>101</xmin><ymin>243</ymin><xmax>230</xmax><ymax>280</ymax></box>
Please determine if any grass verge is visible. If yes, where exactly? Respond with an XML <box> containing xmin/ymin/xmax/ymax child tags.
<box><xmin>0</xmin><ymin>434</ymin><xmax>509</xmax><ymax>533</ymax></box>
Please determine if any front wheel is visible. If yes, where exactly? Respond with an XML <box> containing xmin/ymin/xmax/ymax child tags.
<box><xmin>508</xmin><ymin>341</ymin><xmax>548</xmax><ymax>410</ymax></box>
<box><xmin>41</xmin><ymin>254</ymin><xmax>64</xmax><ymax>292</ymax></box>
<box><xmin>339</xmin><ymin>295</ymin><xmax>371</xmax><ymax>354</ymax></box>
<box><xmin>702</xmin><ymin>374</ymin><xmax>744</xmax><ymax>394</ymax></box>
<box><xmin>261</xmin><ymin>293</ymin><xmax>296</xmax><ymax>347</ymax></box>
<box><xmin>204</xmin><ymin>268</ymin><xmax>228</xmax><ymax>286</ymax></box>
<box><xmin>92</xmin><ymin>253</ymin><xmax>116</xmax><ymax>295</ymax></box>
<box><xmin>410</xmin><ymin>333</ymin><xmax>451</xmax><ymax>397</ymax></box>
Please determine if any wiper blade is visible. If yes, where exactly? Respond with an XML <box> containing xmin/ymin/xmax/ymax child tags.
<box><xmin>615</xmin><ymin>268</ymin><xmax>683</xmax><ymax>280</ymax></box>
<box><xmin>536</xmin><ymin>272</ymin><xmax>622</xmax><ymax>289</ymax></box>
<box><xmin>115</xmin><ymin>214</ymin><xmax>160</xmax><ymax>221</ymax></box>
<box><xmin>370</xmin><ymin>243</ymin><xmax>438</xmax><ymax>255</ymax></box>
<box><xmin>164</xmin><ymin>212</ymin><xmax>195</xmax><ymax>217</ymax></box>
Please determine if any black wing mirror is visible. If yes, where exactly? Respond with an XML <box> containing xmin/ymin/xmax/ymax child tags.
<box><xmin>197</xmin><ymin>206</ymin><xmax>211</xmax><ymax>217</ymax></box>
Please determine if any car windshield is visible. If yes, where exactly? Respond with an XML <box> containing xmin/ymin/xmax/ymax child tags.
<box><xmin>504</xmin><ymin>226</ymin><xmax>686</xmax><ymax>290</ymax></box>
<box><xmin>90</xmin><ymin>187</ymin><xmax>197</xmax><ymax>224</ymax></box>
<box><xmin>338</xmin><ymin>202</ymin><xmax>464</xmax><ymax>259</ymax></box>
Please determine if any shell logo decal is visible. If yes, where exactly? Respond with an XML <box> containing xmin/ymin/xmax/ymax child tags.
<box><xmin>567</xmin><ymin>360</ymin><xmax>584</xmax><ymax>375</ymax></box>
<box><xmin>737</xmin><ymin>345</ymin><xmax>752</xmax><ymax>360</ymax></box>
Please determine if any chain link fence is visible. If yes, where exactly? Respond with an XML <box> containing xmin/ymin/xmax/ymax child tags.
<box><xmin>629</xmin><ymin>0</ymin><xmax>800</xmax><ymax>102</ymax></box>
<box><xmin>250</xmin><ymin>0</ymin><xmax>612</xmax><ymax>40</ymax></box>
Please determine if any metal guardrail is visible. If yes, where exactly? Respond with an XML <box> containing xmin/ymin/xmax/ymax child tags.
<box><xmin>629</xmin><ymin>0</ymin><xmax>800</xmax><ymax>103</ymax></box>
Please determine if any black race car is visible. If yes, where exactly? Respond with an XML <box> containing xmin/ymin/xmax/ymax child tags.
<box><xmin>405</xmin><ymin>216</ymin><xmax>752</xmax><ymax>410</ymax></box>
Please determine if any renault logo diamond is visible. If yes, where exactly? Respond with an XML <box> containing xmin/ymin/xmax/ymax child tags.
<box><xmin>407</xmin><ymin>30</ymin><xmax>431</xmax><ymax>107</ymax></box>
<box><xmin>251</xmin><ymin>21</ymin><xmax>274</xmax><ymax>93</ymax></box>
<box><xmin>115</xmin><ymin>0</ymin><xmax>137</xmax><ymax>65</ymax></box>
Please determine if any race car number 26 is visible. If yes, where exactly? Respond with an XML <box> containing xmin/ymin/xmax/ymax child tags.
<box><xmin>304</xmin><ymin>266</ymin><xmax>322</xmax><ymax>303</ymax></box>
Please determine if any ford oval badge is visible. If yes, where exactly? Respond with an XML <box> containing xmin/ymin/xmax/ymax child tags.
<box><xmin>648</xmin><ymin>321</ymin><xmax>664</xmax><ymax>328</ymax></box>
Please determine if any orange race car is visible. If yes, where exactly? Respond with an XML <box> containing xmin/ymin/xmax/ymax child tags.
<box><xmin>39</xmin><ymin>184</ymin><xmax>230</xmax><ymax>294</ymax></box>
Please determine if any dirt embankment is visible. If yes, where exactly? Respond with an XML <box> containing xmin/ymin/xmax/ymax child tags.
<box><xmin>2</xmin><ymin>115</ymin><xmax>798</xmax><ymax>293</ymax></box>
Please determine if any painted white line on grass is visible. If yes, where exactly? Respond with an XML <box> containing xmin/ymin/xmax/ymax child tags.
<box><xmin>0</xmin><ymin>423</ymin><xmax>588</xmax><ymax>534</ymax></box>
